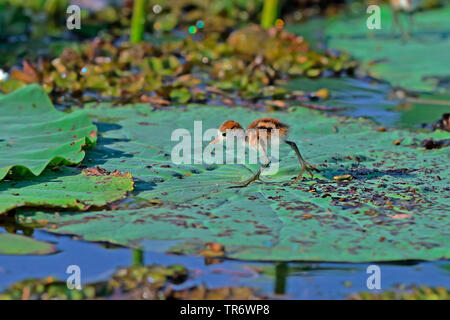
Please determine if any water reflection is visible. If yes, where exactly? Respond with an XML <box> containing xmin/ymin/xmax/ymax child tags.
<box><xmin>0</xmin><ymin>227</ymin><xmax>448</xmax><ymax>299</ymax></box>
<box><xmin>132</xmin><ymin>249</ymin><xmax>144</xmax><ymax>267</ymax></box>
<box><xmin>285</xmin><ymin>77</ymin><xmax>449</xmax><ymax>129</ymax></box>
<box><xmin>0</xmin><ymin>213</ymin><xmax>34</xmax><ymax>237</ymax></box>
<box><xmin>274</xmin><ymin>262</ymin><xmax>288</xmax><ymax>295</ymax></box>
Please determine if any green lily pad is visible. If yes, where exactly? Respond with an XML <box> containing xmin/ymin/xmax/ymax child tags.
<box><xmin>0</xmin><ymin>233</ymin><xmax>57</xmax><ymax>255</ymax></box>
<box><xmin>289</xmin><ymin>5</ymin><xmax>450</xmax><ymax>92</ymax></box>
<box><xmin>19</xmin><ymin>104</ymin><xmax>450</xmax><ymax>262</ymax></box>
<box><xmin>0</xmin><ymin>84</ymin><xmax>97</xmax><ymax>180</ymax></box>
<box><xmin>0</xmin><ymin>167</ymin><xmax>134</xmax><ymax>215</ymax></box>
<box><xmin>170</xmin><ymin>88</ymin><xmax>191</xmax><ymax>104</ymax></box>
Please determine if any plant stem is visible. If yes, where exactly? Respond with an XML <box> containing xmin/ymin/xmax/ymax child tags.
<box><xmin>261</xmin><ymin>0</ymin><xmax>280</xmax><ymax>29</ymax></box>
<box><xmin>132</xmin><ymin>249</ymin><xmax>144</xmax><ymax>266</ymax></box>
<box><xmin>130</xmin><ymin>0</ymin><xmax>147</xmax><ymax>43</ymax></box>
<box><xmin>274</xmin><ymin>262</ymin><xmax>288</xmax><ymax>295</ymax></box>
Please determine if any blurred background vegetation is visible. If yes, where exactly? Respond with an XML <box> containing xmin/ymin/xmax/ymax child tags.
<box><xmin>0</xmin><ymin>0</ymin><xmax>448</xmax><ymax>131</ymax></box>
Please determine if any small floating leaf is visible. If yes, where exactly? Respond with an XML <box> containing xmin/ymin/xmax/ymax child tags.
<box><xmin>0</xmin><ymin>233</ymin><xmax>57</xmax><ymax>255</ymax></box>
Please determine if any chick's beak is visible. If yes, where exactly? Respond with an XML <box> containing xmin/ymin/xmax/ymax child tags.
<box><xmin>209</xmin><ymin>137</ymin><xmax>221</xmax><ymax>144</ymax></box>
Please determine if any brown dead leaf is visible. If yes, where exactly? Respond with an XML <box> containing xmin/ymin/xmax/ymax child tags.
<box><xmin>199</xmin><ymin>242</ymin><xmax>225</xmax><ymax>257</ymax></box>
<box><xmin>140</xmin><ymin>95</ymin><xmax>170</xmax><ymax>106</ymax></box>
<box><xmin>391</xmin><ymin>213</ymin><xmax>412</xmax><ymax>219</ymax></box>
<box><xmin>314</xmin><ymin>88</ymin><xmax>329</xmax><ymax>100</ymax></box>
<box><xmin>265</xmin><ymin>100</ymin><xmax>288</xmax><ymax>108</ymax></box>
<box><xmin>205</xmin><ymin>242</ymin><xmax>225</xmax><ymax>253</ymax></box>
<box><xmin>82</xmin><ymin>166</ymin><xmax>131</xmax><ymax>178</ymax></box>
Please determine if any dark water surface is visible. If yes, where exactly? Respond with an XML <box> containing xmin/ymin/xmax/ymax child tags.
<box><xmin>285</xmin><ymin>77</ymin><xmax>450</xmax><ymax>130</ymax></box>
<box><xmin>0</xmin><ymin>229</ymin><xmax>449</xmax><ymax>299</ymax></box>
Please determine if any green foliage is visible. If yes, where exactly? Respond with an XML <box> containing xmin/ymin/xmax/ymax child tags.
<box><xmin>130</xmin><ymin>0</ymin><xmax>147</xmax><ymax>43</ymax></box>
<box><xmin>0</xmin><ymin>25</ymin><xmax>356</xmax><ymax>107</ymax></box>
<box><xmin>18</xmin><ymin>104</ymin><xmax>450</xmax><ymax>262</ymax></box>
<box><xmin>261</xmin><ymin>0</ymin><xmax>279</xmax><ymax>29</ymax></box>
<box><xmin>0</xmin><ymin>84</ymin><xmax>97</xmax><ymax>180</ymax></box>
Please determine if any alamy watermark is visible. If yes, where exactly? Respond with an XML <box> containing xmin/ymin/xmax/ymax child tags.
<box><xmin>66</xmin><ymin>5</ymin><xmax>81</xmax><ymax>30</ymax></box>
<box><xmin>366</xmin><ymin>265</ymin><xmax>381</xmax><ymax>290</ymax></box>
<box><xmin>66</xmin><ymin>4</ymin><xmax>386</xmax><ymax>36</ymax></box>
<box><xmin>366</xmin><ymin>5</ymin><xmax>382</xmax><ymax>30</ymax></box>
<box><xmin>66</xmin><ymin>265</ymin><xmax>82</xmax><ymax>290</ymax></box>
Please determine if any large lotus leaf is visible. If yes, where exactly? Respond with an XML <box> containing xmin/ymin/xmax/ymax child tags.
<box><xmin>18</xmin><ymin>104</ymin><xmax>450</xmax><ymax>262</ymax></box>
<box><xmin>0</xmin><ymin>167</ymin><xmax>134</xmax><ymax>214</ymax></box>
<box><xmin>0</xmin><ymin>233</ymin><xmax>57</xmax><ymax>255</ymax></box>
<box><xmin>0</xmin><ymin>84</ymin><xmax>97</xmax><ymax>180</ymax></box>
<box><xmin>288</xmin><ymin>5</ymin><xmax>450</xmax><ymax>92</ymax></box>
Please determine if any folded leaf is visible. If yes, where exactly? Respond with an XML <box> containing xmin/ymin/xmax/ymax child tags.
<box><xmin>0</xmin><ymin>84</ymin><xmax>97</xmax><ymax>180</ymax></box>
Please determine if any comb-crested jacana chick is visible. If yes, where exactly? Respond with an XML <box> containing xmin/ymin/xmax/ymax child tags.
<box><xmin>210</xmin><ymin>117</ymin><xmax>317</xmax><ymax>188</ymax></box>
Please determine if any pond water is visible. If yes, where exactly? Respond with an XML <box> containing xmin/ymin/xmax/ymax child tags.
<box><xmin>0</xmin><ymin>229</ymin><xmax>449</xmax><ymax>299</ymax></box>
<box><xmin>284</xmin><ymin>77</ymin><xmax>450</xmax><ymax>130</ymax></box>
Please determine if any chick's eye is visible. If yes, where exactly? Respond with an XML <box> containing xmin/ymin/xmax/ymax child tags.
<box><xmin>222</xmin><ymin>132</ymin><xmax>226</xmax><ymax>137</ymax></box>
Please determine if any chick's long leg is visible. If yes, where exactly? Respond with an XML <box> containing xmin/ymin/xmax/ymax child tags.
<box><xmin>391</xmin><ymin>10</ymin><xmax>408</xmax><ymax>39</ymax></box>
<box><xmin>408</xmin><ymin>11</ymin><xmax>415</xmax><ymax>36</ymax></box>
<box><xmin>228</xmin><ymin>161</ymin><xmax>271</xmax><ymax>189</ymax></box>
<box><xmin>228</xmin><ymin>138</ymin><xmax>272</xmax><ymax>189</ymax></box>
<box><xmin>285</xmin><ymin>140</ymin><xmax>318</xmax><ymax>184</ymax></box>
